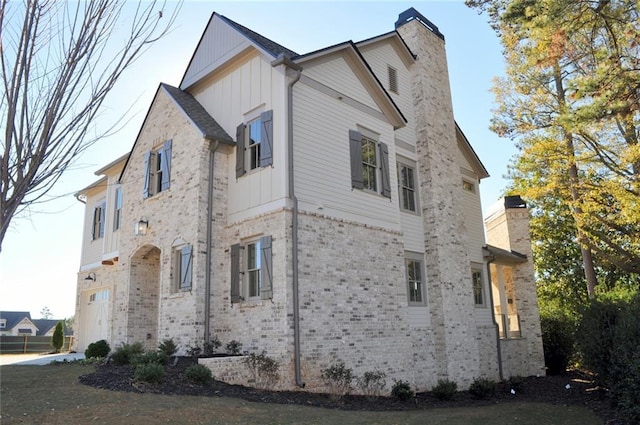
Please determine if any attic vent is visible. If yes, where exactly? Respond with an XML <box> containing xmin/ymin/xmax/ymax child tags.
<box><xmin>388</xmin><ymin>65</ymin><xmax>398</xmax><ymax>94</ymax></box>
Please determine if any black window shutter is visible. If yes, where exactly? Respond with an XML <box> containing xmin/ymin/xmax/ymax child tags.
<box><xmin>259</xmin><ymin>110</ymin><xmax>273</xmax><ymax>167</ymax></box>
<box><xmin>379</xmin><ymin>142</ymin><xmax>391</xmax><ymax>198</ymax></box>
<box><xmin>260</xmin><ymin>235</ymin><xmax>273</xmax><ymax>300</ymax></box>
<box><xmin>230</xmin><ymin>244</ymin><xmax>241</xmax><ymax>303</ymax></box>
<box><xmin>236</xmin><ymin>124</ymin><xmax>246</xmax><ymax>178</ymax></box>
<box><xmin>91</xmin><ymin>207</ymin><xmax>99</xmax><ymax>240</ymax></box>
<box><xmin>349</xmin><ymin>130</ymin><xmax>364</xmax><ymax>189</ymax></box>
<box><xmin>143</xmin><ymin>151</ymin><xmax>152</xmax><ymax>198</ymax></box>
<box><xmin>161</xmin><ymin>139</ymin><xmax>172</xmax><ymax>191</ymax></box>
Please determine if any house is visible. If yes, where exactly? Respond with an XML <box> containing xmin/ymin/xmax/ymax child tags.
<box><xmin>74</xmin><ymin>8</ymin><xmax>544</xmax><ymax>392</ymax></box>
<box><xmin>0</xmin><ymin>311</ymin><xmax>69</xmax><ymax>336</ymax></box>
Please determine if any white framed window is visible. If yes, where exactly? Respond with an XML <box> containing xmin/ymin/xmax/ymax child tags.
<box><xmin>349</xmin><ymin>129</ymin><xmax>391</xmax><ymax>198</ymax></box>
<box><xmin>143</xmin><ymin>140</ymin><xmax>172</xmax><ymax>198</ymax></box>
<box><xmin>92</xmin><ymin>201</ymin><xmax>106</xmax><ymax>240</ymax></box>
<box><xmin>405</xmin><ymin>252</ymin><xmax>426</xmax><ymax>305</ymax></box>
<box><xmin>174</xmin><ymin>244</ymin><xmax>193</xmax><ymax>291</ymax></box>
<box><xmin>113</xmin><ymin>187</ymin><xmax>123</xmax><ymax>231</ymax></box>
<box><xmin>230</xmin><ymin>235</ymin><xmax>273</xmax><ymax>303</ymax></box>
<box><xmin>472</xmin><ymin>269</ymin><xmax>485</xmax><ymax>306</ymax></box>
<box><xmin>236</xmin><ymin>110</ymin><xmax>273</xmax><ymax>177</ymax></box>
<box><xmin>398</xmin><ymin>161</ymin><xmax>418</xmax><ymax>213</ymax></box>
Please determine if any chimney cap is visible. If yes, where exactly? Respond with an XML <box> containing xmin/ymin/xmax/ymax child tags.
<box><xmin>395</xmin><ymin>8</ymin><xmax>445</xmax><ymax>41</ymax></box>
<box><xmin>505</xmin><ymin>195</ymin><xmax>527</xmax><ymax>209</ymax></box>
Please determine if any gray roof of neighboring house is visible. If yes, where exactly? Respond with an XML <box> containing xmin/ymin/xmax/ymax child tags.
<box><xmin>32</xmin><ymin>319</ymin><xmax>72</xmax><ymax>336</ymax></box>
<box><xmin>161</xmin><ymin>83</ymin><xmax>234</xmax><ymax>145</ymax></box>
<box><xmin>219</xmin><ymin>14</ymin><xmax>298</xmax><ymax>58</ymax></box>
<box><xmin>0</xmin><ymin>311</ymin><xmax>32</xmax><ymax>330</ymax></box>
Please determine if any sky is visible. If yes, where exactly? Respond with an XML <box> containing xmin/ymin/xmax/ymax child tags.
<box><xmin>0</xmin><ymin>0</ymin><xmax>515</xmax><ymax>320</ymax></box>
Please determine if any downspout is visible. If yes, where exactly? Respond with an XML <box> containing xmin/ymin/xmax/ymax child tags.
<box><xmin>204</xmin><ymin>140</ymin><xmax>220</xmax><ymax>342</ymax></box>
<box><xmin>484</xmin><ymin>248</ymin><xmax>503</xmax><ymax>380</ymax></box>
<box><xmin>272</xmin><ymin>53</ymin><xmax>303</xmax><ymax>387</ymax></box>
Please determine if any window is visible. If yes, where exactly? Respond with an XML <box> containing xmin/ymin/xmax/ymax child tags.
<box><xmin>89</xmin><ymin>290</ymin><xmax>109</xmax><ymax>303</ymax></box>
<box><xmin>0</xmin><ymin>319</ymin><xmax>6</xmax><ymax>329</ymax></box>
<box><xmin>230</xmin><ymin>235</ymin><xmax>273</xmax><ymax>303</ymax></box>
<box><xmin>398</xmin><ymin>162</ymin><xmax>417</xmax><ymax>212</ymax></box>
<box><xmin>143</xmin><ymin>140</ymin><xmax>172</xmax><ymax>198</ymax></box>
<box><xmin>463</xmin><ymin>180</ymin><xmax>475</xmax><ymax>193</ymax></box>
<box><xmin>174</xmin><ymin>244</ymin><xmax>193</xmax><ymax>291</ymax></box>
<box><xmin>472</xmin><ymin>269</ymin><xmax>484</xmax><ymax>306</ymax></box>
<box><xmin>349</xmin><ymin>129</ymin><xmax>391</xmax><ymax>198</ymax></box>
<box><xmin>405</xmin><ymin>252</ymin><xmax>426</xmax><ymax>305</ymax></box>
<box><xmin>236</xmin><ymin>110</ymin><xmax>273</xmax><ymax>178</ymax></box>
<box><xmin>388</xmin><ymin>65</ymin><xmax>398</xmax><ymax>94</ymax></box>
<box><xmin>92</xmin><ymin>201</ymin><xmax>106</xmax><ymax>240</ymax></box>
<box><xmin>113</xmin><ymin>187</ymin><xmax>123</xmax><ymax>231</ymax></box>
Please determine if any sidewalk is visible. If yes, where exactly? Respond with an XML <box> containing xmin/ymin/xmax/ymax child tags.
<box><xmin>0</xmin><ymin>352</ymin><xmax>85</xmax><ymax>366</ymax></box>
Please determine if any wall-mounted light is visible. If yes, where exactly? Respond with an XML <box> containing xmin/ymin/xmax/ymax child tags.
<box><xmin>135</xmin><ymin>219</ymin><xmax>149</xmax><ymax>236</ymax></box>
<box><xmin>84</xmin><ymin>272</ymin><xmax>96</xmax><ymax>281</ymax></box>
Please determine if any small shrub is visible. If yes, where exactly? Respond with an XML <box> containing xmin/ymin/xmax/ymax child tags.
<box><xmin>131</xmin><ymin>351</ymin><xmax>168</xmax><ymax>366</ymax></box>
<box><xmin>185</xmin><ymin>364</ymin><xmax>213</xmax><ymax>385</ymax></box>
<box><xmin>202</xmin><ymin>336</ymin><xmax>222</xmax><ymax>357</ymax></box>
<box><xmin>158</xmin><ymin>338</ymin><xmax>178</xmax><ymax>358</ymax></box>
<box><xmin>110</xmin><ymin>342</ymin><xmax>145</xmax><ymax>365</ymax></box>
<box><xmin>134</xmin><ymin>363</ymin><xmax>164</xmax><ymax>384</ymax></box>
<box><xmin>391</xmin><ymin>379</ymin><xmax>414</xmax><ymax>401</ymax></box>
<box><xmin>243</xmin><ymin>351</ymin><xmax>280</xmax><ymax>390</ymax></box>
<box><xmin>356</xmin><ymin>370</ymin><xmax>386</xmax><ymax>399</ymax></box>
<box><xmin>321</xmin><ymin>361</ymin><xmax>353</xmax><ymax>400</ymax></box>
<box><xmin>469</xmin><ymin>377</ymin><xmax>496</xmax><ymax>399</ymax></box>
<box><xmin>226</xmin><ymin>340</ymin><xmax>243</xmax><ymax>356</ymax></box>
<box><xmin>85</xmin><ymin>340</ymin><xmax>110</xmax><ymax>359</ymax></box>
<box><xmin>432</xmin><ymin>379</ymin><xmax>457</xmax><ymax>401</ymax></box>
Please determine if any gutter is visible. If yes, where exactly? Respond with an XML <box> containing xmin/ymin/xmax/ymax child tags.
<box><xmin>483</xmin><ymin>247</ymin><xmax>503</xmax><ymax>381</ymax></box>
<box><xmin>272</xmin><ymin>53</ymin><xmax>304</xmax><ymax>388</ymax></box>
<box><xmin>204</xmin><ymin>140</ymin><xmax>220</xmax><ymax>342</ymax></box>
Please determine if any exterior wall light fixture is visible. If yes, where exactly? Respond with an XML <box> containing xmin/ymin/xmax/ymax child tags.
<box><xmin>135</xmin><ymin>219</ymin><xmax>149</xmax><ymax>236</ymax></box>
<box><xmin>84</xmin><ymin>272</ymin><xmax>96</xmax><ymax>281</ymax></box>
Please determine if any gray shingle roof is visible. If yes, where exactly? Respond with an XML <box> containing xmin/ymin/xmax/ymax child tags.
<box><xmin>160</xmin><ymin>83</ymin><xmax>234</xmax><ymax>145</ymax></box>
<box><xmin>219</xmin><ymin>14</ymin><xmax>298</xmax><ymax>58</ymax></box>
<box><xmin>0</xmin><ymin>311</ymin><xmax>32</xmax><ymax>330</ymax></box>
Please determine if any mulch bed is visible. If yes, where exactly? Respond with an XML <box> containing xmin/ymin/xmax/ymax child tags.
<box><xmin>78</xmin><ymin>357</ymin><xmax>627</xmax><ymax>424</ymax></box>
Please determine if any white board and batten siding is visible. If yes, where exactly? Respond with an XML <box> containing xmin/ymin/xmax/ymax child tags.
<box><xmin>192</xmin><ymin>50</ymin><xmax>289</xmax><ymax>224</ymax></box>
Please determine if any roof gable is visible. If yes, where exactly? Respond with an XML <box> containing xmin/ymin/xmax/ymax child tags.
<box><xmin>119</xmin><ymin>83</ymin><xmax>233</xmax><ymax>182</ymax></box>
<box><xmin>180</xmin><ymin>13</ymin><xmax>297</xmax><ymax>90</ymax></box>
<box><xmin>0</xmin><ymin>311</ymin><xmax>32</xmax><ymax>330</ymax></box>
<box><xmin>295</xmin><ymin>42</ymin><xmax>406</xmax><ymax>129</ymax></box>
<box><xmin>456</xmin><ymin>122</ymin><xmax>489</xmax><ymax>180</ymax></box>
<box><xmin>355</xmin><ymin>31</ymin><xmax>415</xmax><ymax>68</ymax></box>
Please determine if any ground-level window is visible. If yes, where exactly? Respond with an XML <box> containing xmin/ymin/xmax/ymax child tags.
<box><xmin>174</xmin><ymin>244</ymin><xmax>193</xmax><ymax>291</ymax></box>
<box><xmin>405</xmin><ymin>252</ymin><xmax>426</xmax><ymax>305</ymax></box>
<box><xmin>230</xmin><ymin>235</ymin><xmax>272</xmax><ymax>303</ymax></box>
<box><xmin>472</xmin><ymin>269</ymin><xmax>484</xmax><ymax>306</ymax></box>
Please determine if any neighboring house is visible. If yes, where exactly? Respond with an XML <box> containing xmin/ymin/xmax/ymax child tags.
<box><xmin>74</xmin><ymin>8</ymin><xmax>544</xmax><ymax>392</ymax></box>
<box><xmin>0</xmin><ymin>312</ymin><xmax>69</xmax><ymax>336</ymax></box>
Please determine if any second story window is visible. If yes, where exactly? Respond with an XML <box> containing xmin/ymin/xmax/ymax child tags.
<box><xmin>398</xmin><ymin>162</ymin><xmax>417</xmax><ymax>212</ymax></box>
<box><xmin>143</xmin><ymin>140</ymin><xmax>172</xmax><ymax>198</ymax></box>
<box><xmin>113</xmin><ymin>187</ymin><xmax>123</xmax><ymax>231</ymax></box>
<box><xmin>92</xmin><ymin>201</ymin><xmax>106</xmax><ymax>240</ymax></box>
<box><xmin>236</xmin><ymin>110</ymin><xmax>273</xmax><ymax>178</ymax></box>
<box><xmin>349</xmin><ymin>129</ymin><xmax>391</xmax><ymax>198</ymax></box>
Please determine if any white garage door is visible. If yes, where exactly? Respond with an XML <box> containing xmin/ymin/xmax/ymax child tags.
<box><xmin>79</xmin><ymin>289</ymin><xmax>110</xmax><ymax>352</ymax></box>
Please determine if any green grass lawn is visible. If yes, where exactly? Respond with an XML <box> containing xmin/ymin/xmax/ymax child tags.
<box><xmin>0</xmin><ymin>364</ymin><xmax>602</xmax><ymax>425</ymax></box>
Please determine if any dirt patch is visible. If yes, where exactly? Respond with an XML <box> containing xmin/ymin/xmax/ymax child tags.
<box><xmin>78</xmin><ymin>357</ymin><xmax>626</xmax><ymax>424</ymax></box>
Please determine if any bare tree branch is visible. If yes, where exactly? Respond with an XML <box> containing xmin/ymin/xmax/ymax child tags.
<box><xmin>0</xmin><ymin>0</ymin><xmax>181</xmax><ymax>252</ymax></box>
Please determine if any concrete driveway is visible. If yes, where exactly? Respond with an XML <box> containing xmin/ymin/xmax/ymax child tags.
<box><xmin>0</xmin><ymin>352</ymin><xmax>85</xmax><ymax>366</ymax></box>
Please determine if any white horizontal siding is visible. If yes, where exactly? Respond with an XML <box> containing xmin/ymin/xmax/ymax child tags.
<box><xmin>80</xmin><ymin>190</ymin><xmax>107</xmax><ymax>267</ymax></box>
<box><xmin>359</xmin><ymin>42</ymin><xmax>416</xmax><ymax>149</ymax></box>
<box><xmin>293</xmin><ymin>82</ymin><xmax>400</xmax><ymax>230</ymax></box>
<box><xmin>302</xmin><ymin>55</ymin><xmax>379</xmax><ymax>111</ymax></box>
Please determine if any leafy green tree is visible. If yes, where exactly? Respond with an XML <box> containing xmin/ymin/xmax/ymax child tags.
<box><xmin>467</xmin><ymin>0</ymin><xmax>640</xmax><ymax>299</ymax></box>
<box><xmin>51</xmin><ymin>321</ymin><xmax>64</xmax><ymax>353</ymax></box>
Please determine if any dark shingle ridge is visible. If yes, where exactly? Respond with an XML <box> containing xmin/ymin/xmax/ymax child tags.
<box><xmin>160</xmin><ymin>83</ymin><xmax>234</xmax><ymax>145</ymax></box>
<box><xmin>219</xmin><ymin>14</ymin><xmax>298</xmax><ymax>58</ymax></box>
